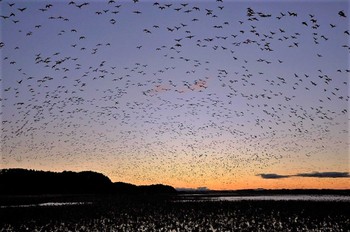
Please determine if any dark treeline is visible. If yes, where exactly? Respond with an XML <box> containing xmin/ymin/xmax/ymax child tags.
<box><xmin>0</xmin><ymin>169</ymin><xmax>176</xmax><ymax>195</ymax></box>
<box><xmin>232</xmin><ymin>189</ymin><xmax>350</xmax><ymax>196</ymax></box>
<box><xmin>178</xmin><ymin>189</ymin><xmax>350</xmax><ymax>196</ymax></box>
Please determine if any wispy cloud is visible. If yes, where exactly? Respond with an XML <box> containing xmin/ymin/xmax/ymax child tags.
<box><xmin>190</xmin><ymin>79</ymin><xmax>208</xmax><ymax>91</ymax></box>
<box><xmin>257</xmin><ymin>173</ymin><xmax>290</xmax><ymax>179</ymax></box>
<box><xmin>257</xmin><ymin>172</ymin><xmax>350</xmax><ymax>179</ymax></box>
<box><xmin>295</xmin><ymin>172</ymin><xmax>350</xmax><ymax>178</ymax></box>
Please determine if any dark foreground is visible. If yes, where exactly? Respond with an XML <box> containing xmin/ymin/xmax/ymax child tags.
<box><xmin>1</xmin><ymin>195</ymin><xmax>349</xmax><ymax>231</ymax></box>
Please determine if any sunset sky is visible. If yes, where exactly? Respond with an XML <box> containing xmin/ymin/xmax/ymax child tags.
<box><xmin>1</xmin><ymin>0</ymin><xmax>349</xmax><ymax>190</ymax></box>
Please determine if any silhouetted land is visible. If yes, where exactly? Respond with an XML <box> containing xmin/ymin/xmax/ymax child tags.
<box><xmin>1</xmin><ymin>168</ymin><xmax>349</xmax><ymax>208</ymax></box>
<box><xmin>1</xmin><ymin>169</ymin><xmax>349</xmax><ymax>231</ymax></box>
<box><xmin>0</xmin><ymin>169</ymin><xmax>176</xmax><ymax>196</ymax></box>
<box><xmin>177</xmin><ymin>189</ymin><xmax>350</xmax><ymax>196</ymax></box>
<box><xmin>2</xmin><ymin>168</ymin><xmax>349</xmax><ymax>196</ymax></box>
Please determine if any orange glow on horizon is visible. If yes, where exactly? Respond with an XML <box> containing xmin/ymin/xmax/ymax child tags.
<box><xmin>1</xmin><ymin>163</ymin><xmax>349</xmax><ymax>190</ymax></box>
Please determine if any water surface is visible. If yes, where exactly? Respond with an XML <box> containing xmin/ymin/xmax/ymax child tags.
<box><xmin>0</xmin><ymin>201</ymin><xmax>91</xmax><ymax>208</ymax></box>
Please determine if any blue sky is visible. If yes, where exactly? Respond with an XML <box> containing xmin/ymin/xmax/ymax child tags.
<box><xmin>1</xmin><ymin>0</ymin><xmax>349</xmax><ymax>189</ymax></box>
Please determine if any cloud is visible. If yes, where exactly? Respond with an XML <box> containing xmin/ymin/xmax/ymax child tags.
<box><xmin>143</xmin><ymin>84</ymin><xmax>172</xmax><ymax>96</ymax></box>
<box><xmin>257</xmin><ymin>171</ymin><xmax>350</xmax><ymax>179</ymax></box>
<box><xmin>153</xmin><ymin>84</ymin><xmax>171</xmax><ymax>93</ymax></box>
<box><xmin>295</xmin><ymin>172</ymin><xmax>350</xmax><ymax>178</ymax></box>
<box><xmin>190</xmin><ymin>79</ymin><xmax>208</xmax><ymax>91</ymax></box>
<box><xmin>257</xmin><ymin>173</ymin><xmax>290</xmax><ymax>179</ymax></box>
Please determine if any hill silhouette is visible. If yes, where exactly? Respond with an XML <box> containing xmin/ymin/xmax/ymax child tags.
<box><xmin>0</xmin><ymin>169</ymin><xmax>176</xmax><ymax>195</ymax></box>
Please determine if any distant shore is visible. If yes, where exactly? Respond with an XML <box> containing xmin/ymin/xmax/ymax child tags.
<box><xmin>177</xmin><ymin>188</ymin><xmax>350</xmax><ymax>196</ymax></box>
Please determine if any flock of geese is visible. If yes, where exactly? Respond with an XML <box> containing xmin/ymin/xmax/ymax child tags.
<box><xmin>1</xmin><ymin>0</ymin><xmax>348</xmax><ymax>187</ymax></box>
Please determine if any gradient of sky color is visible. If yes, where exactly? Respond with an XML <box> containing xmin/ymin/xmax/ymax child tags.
<box><xmin>1</xmin><ymin>0</ymin><xmax>349</xmax><ymax>190</ymax></box>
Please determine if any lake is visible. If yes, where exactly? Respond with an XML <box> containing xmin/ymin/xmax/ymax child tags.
<box><xmin>1</xmin><ymin>194</ymin><xmax>349</xmax><ymax>208</ymax></box>
<box><xmin>0</xmin><ymin>201</ymin><xmax>92</xmax><ymax>208</ymax></box>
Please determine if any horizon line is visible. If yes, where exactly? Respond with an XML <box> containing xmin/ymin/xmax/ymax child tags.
<box><xmin>1</xmin><ymin>168</ymin><xmax>350</xmax><ymax>191</ymax></box>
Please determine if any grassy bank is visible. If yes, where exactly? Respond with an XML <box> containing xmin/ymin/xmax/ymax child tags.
<box><xmin>1</xmin><ymin>196</ymin><xmax>349</xmax><ymax>231</ymax></box>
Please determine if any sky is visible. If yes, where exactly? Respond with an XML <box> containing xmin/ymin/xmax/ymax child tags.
<box><xmin>0</xmin><ymin>0</ymin><xmax>349</xmax><ymax>190</ymax></box>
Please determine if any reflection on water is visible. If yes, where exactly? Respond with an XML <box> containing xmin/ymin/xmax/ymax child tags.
<box><xmin>1</xmin><ymin>202</ymin><xmax>91</xmax><ymax>208</ymax></box>
<box><xmin>181</xmin><ymin>195</ymin><xmax>350</xmax><ymax>202</ymax></box>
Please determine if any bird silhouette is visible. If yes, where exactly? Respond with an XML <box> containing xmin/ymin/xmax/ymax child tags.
<box><xmin>338</xmin><ymin>10</ymin><xmax>346</xmax><ymax>17</ymax></box>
